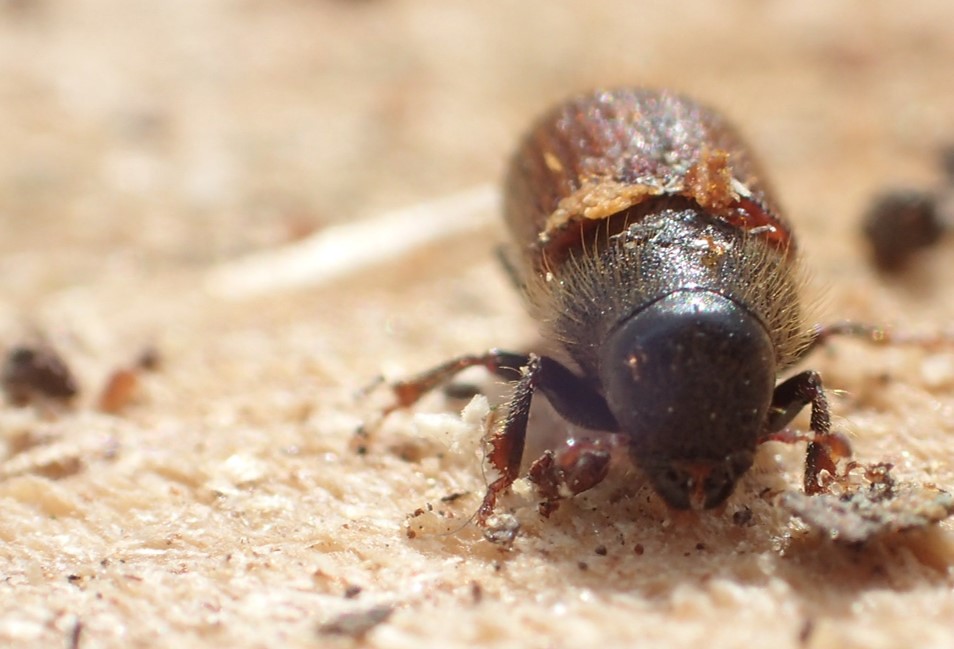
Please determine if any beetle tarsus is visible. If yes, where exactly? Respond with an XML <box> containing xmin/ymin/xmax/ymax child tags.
<box><xmin>527</xmin><ymin>440</ymin><xmax>613</xmax><ymax>517</ymax></box>
<box><xmin>761</xmin><ymin>369</ymin><xmax>856</xmax><ymax>494</ymax></box>
<box><xmin>805</xmin><ymin>432</ymin><xmax>854</xmax><ymax>495</ymax></box>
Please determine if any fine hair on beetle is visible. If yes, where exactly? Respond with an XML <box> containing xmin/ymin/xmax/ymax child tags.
<box><xmin>521</xmin><ymin>197</ymin><xmax>813</xmax><ymax>371</ymax></box>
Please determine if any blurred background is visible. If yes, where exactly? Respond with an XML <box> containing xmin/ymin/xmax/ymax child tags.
<box><xmin>2</xmin><ymin>0</ymin><xmax>952</xmax><ymax>294</ymax></box>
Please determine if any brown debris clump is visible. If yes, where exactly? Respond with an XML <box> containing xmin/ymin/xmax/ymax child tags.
<box><xmin>1</xmin><ymin>345</ymin><xmax>78</xmax><ymax>406</ymax></box>
<box><xmin>782</xmin><ymin>463</ymin><xmax>954</xmax><ymax>544</ymax></box>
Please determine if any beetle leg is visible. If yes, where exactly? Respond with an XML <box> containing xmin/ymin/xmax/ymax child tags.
<box><xmin>758</xmin><ymin>428</ymin><xmax>812</xmax><ymax>445</ymax></box>
<box><xmin>527</xmin><ymin>438</ymin><xmax>615</xmax><ymax>518</ymax></box>
<box><xmin>803</xmin><ymin>321</ymin><xmax>954</xmax><ymax>357</ymax></box>
<box><xmin>478</xmin><ymin>355</ymin><xmax>539</xmax><ymax>522</ymax></box>
<box><xmin>384</xmin><ymin>349</ymin><xmax>529</xmax><ymax>415</ymax></box>
<box><xmin>533</xmin><ymin>356</ymin><xmax>620</xmax><ymax>432</ymax></box>
<box><xmin>801</xmin><ymin>322</ymin><xmax>892</xmax><ymax>356</ymax></box>
<box><xmin>384</xmin><ymin>350</ymin><xmax>619</xmax><ymax>524</ymax></box>
<box><xmin>761</xmin><ymin>370</ymin><xmax>852</xmax><ymax>495</ymax></box>
<box><xmin>478</xmin><ymin>355</ymin><xmax>620</xmax><ymax>523</ymax></box>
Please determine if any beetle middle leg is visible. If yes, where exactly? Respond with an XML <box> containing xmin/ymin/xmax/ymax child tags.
<box><xmin>384</xmin><ymin>349</ymin><xmax>529</xmax><ymax>415</ymax></box>
<box><xmin>805</xmin><ymin>321</ymin><xmax>954</xmax><ymax>355</ymax></box>
<box><xmin>760</xmin><ymin>370</ymin><xmax>853</xmax><ymax>495</ymax></box>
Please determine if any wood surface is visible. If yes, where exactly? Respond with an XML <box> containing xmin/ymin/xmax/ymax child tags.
<box><xmin>2</xmin><ymin>1</ymin><xmax>954</xmax><ymax>647</ymax></box>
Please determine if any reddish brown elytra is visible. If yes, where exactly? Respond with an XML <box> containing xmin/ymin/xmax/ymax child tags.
<box><xmin>385</xmin><ymin>88</ymin><xmax>894</xmax><ymax>524</ymax></box>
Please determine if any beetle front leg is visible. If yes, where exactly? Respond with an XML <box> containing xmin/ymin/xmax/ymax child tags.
<box><xmin>761</xmin><ymin>370</ymin><xmax>852</xmax><ymax>495</ymax></box>
<box><xmin>478</xmin><ymin>354</ymin><xmax>620</xmax><ymax>524</ymax></box>
<box><xmin>477</xmin><ymin>355</ymin><xmax>539</xmax><ymax>523</ymax></box>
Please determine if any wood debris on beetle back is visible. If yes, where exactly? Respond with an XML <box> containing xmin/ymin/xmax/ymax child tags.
<box><xmin>505</xmin><ymin>89</ymin><xmax>792</xmax><ymax>269</ymax></box>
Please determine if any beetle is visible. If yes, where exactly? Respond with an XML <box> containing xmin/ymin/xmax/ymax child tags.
<box><xmin>385</xmin><ymin>88</ymin><xmax>876</xmax><ymax>523</ymax></box>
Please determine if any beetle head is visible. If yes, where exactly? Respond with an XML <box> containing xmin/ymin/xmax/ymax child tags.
<box><xmin>600</xmin><ymin>290</ymin><xmax>776</xmax><ymax>510</ymax></box>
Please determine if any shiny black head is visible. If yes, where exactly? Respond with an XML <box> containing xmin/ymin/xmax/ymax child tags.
<box><xmin>599</xmin><ymin>290</ymin><xmax>776</xmax><ymax>510</ymax></box>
